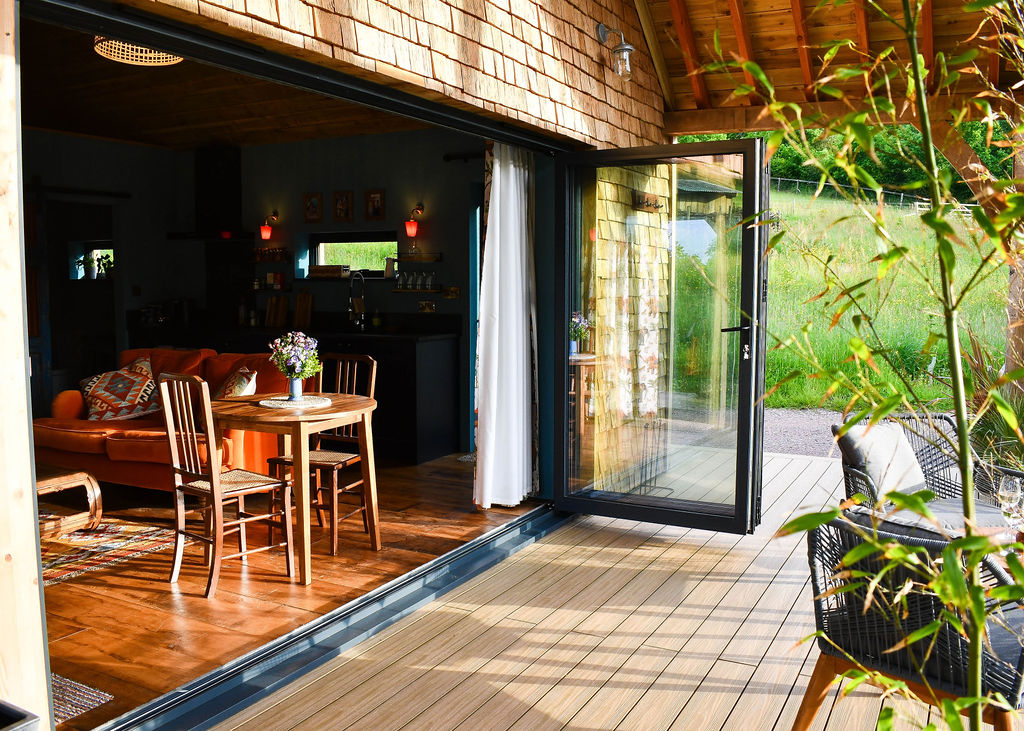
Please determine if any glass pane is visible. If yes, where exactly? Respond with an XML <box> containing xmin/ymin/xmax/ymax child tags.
<box><xmin>569</xmin><ymin>154</ymin><xmax>746</xmax><ymax>514</ymax></box>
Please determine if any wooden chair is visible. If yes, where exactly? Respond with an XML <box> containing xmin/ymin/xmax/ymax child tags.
<box><xmin>159</xmin><ymin>373</ymin><xmax>294</xmax><ymax>598</ymax></box>
<box><xmin>268</xmin><ymin>354</ymin><xmax>377</xmax><ymax>555</ymax></box>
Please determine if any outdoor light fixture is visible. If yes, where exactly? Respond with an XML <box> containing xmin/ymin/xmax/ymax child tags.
<box><xmin>93</xmin><ymin>36</ymin><xmax>183</xmax><ymax>66</ymax></box>
<box><xmin>596</xmin><ymin>22</ymin><xmax>634</xmax><ymax>80</ymax></box>
<box><xmin>405</xmin><ymin>203</ymin><xmax>424</xmax><ymax>238</ymax></box>
<box><xmin>260</xmin><ymin>210</ymin><xmax>278</xmax><ymax>240</ymax></box>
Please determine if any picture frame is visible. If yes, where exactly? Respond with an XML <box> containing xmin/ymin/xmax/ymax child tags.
<box><xmin>333</xmin><ymin>191</ymin><xmax>353</xmax><ymax>222</ymax></box>
<box><xmin>365</xmin><ymin>189</ymin><xmax>386</xmax><ymax>221</ymax></box>
<box><xmin>303</xmin><ymin>193</ymin><xmax>323</xmax><ymax>223</ymax></box>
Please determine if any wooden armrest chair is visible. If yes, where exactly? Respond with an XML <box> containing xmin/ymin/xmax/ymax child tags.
<box><xmin>268</xmin><ymin>354</ymin><xmax>377</xmax><ymax>555</ymax></box>
<box><xmin>159</xmin><ymin>373</ymin><xmax>294</xmax><ymax>598</ymax></box>
<box><xmin>795</xmin><ymin>517</ymin><xmax>1024</xmax><ymax>731</ymax></box>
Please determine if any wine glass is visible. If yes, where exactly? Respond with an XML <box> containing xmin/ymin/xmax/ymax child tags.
<box><xmin>997</xmin><ymin>475</ymin><xmax>1023</xmax><ymax>532</ymax></box>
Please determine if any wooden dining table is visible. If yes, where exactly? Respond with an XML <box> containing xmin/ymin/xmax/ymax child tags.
<box><xmin>210</xmin><ymin>392</ymin><xmax>380</xmax><ymax>585</ymax></box>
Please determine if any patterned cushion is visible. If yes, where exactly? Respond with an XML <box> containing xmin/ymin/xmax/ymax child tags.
<box><xmin>213</xmin><ymin>368</ymin><xmax>257</xmax><ymax>399</ymax></box>
<box><xmin>80</xmin><ymin>357</ymin><xmax>160</xmax><ymax>421</ymax></box>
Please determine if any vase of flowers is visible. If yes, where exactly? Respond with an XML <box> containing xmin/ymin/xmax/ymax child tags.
<box><xmin>269</xmin><ymin>331</ymin><xmax>322</xmax><ymax>401</ymax></box>
<box><xmin>569</xmin><ymin>311</ymin><xmax>591</xmax><ymax>357</ymax></box>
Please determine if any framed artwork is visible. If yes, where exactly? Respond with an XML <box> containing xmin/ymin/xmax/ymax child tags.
<box><xmin>303</xmin><ymin>193</ymin><xmax>323</xmax><ymax>223</ymax></box>
<box><xmin>365</xmin><ymin>190</ymin><xmax>386</xmax><ymax>221</ymax></box>
<box><xmin>333</xmin><ymin>191</ymin><xmax>353</xmax><ymax>222</ymax></box>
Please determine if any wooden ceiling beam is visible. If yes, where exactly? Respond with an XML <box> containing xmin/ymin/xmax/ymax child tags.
<box><xmin>989</xmin><ymin>20</ymin><xmax>1002</xmax><ymax>88</ymax></box>
<box><xmin>726</xmin><ymin>0</ymin><xmax>757</xmax><ymax>105</ymax></box>
<box><xmin>920</xmin><ymin>0</ymin><xmax>934</xmax><ymax>90</ymax></box>
<box><xmin>853</xmin><ymin>0</ymin><xmax>871</xmax><ymax>53</ymax></box>
<box><xmin>633</xmin><ymin>0</ymin><xmax>675</xmax><ymax>110</ymax></box>
<box><xmin>789</xmin><ymin>0</ymin><xmax>815</xmax><ymax>100</ymax></box>
<box><xmin>668</xmin><ymin>0</ymin><xmax>711</xmax><ymax>109</ymax></box>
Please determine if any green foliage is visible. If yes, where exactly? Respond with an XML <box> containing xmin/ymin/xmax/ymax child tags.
<box><xmin>320</xmin><ymin>241</ymin><xmax>396</xmax><ymax>271</ymax></box>
<box><xmin>763</xmin><ymin>192</ymin><xmax>1006</xmax><ymax>408</ymax></box>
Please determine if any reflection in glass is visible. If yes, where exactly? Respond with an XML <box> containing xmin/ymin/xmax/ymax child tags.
<box><xmin>569</xmin><ymin>155</ymin><xmax>745</xmax><ymax>514</ymax></box>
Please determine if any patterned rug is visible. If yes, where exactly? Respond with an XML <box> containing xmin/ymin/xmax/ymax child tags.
<box><xmin>52</xmin><ymin>673</ymin><xmax>113</xmax><ymax>725</ymax></box>
<box><xmin>40</xmin><ymin>519</ymin><xmax>178</xmax><ymax>586</ymax></box>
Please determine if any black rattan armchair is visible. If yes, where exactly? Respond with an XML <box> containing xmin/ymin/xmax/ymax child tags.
<box><xmin>794</xmin><ymin>517</ymin><xmax>1024</xmax><ymax>731</ymax></box>
<box><xmin>834</xmin><ymin>413</ymin><xmax>1024</xmax><ymax>507</ymax></box>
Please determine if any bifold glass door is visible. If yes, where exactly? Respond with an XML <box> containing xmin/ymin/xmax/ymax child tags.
<box><xmin>556</xmin><ymin>139</ymin><xmax>766</xmax><ymax>534</ymax></box>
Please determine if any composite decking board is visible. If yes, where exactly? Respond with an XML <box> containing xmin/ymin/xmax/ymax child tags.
<box><xmin>218</xmin><ymin>455</ymin><xmax>938</xmax><ymax>731</ymax></box>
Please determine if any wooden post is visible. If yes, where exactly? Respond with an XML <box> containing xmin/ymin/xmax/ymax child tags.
<box><xmin>0</xmin><ymin>0</ymin><xmax>50</xmax><ymax>723</ymax></box>
<box><xmin>1006</xmin><ymin>130</ymin><xmax>1024</xmax><ymax>381</ymax></box>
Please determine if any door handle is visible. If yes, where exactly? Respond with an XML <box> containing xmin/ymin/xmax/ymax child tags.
<box><xmin>720</xmin><ymin>325</ymin><xmax>750</xmax><ymax>333</ymax></box>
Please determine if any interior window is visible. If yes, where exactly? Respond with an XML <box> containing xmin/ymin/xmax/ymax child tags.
<box><xmin>314</xmin><ymin>231</ymin><xmax>398</xmax><ymax>275</ymax></box>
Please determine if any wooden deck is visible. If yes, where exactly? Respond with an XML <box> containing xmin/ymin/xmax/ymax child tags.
<box><xmin>43</xmin><ymin>455</ymin><xmax>535</xmax><ymax>730</ymax></box>
<box><xmin>214</xmin><ymin>453</ymin><xmax>966</xmax><ymax>731</ymax></box>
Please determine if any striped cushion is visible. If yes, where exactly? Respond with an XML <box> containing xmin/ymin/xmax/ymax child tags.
<box><xmin>80</xmin><ymin>357</ymin><xmax>160</xmax><ymax>421</ymax></box>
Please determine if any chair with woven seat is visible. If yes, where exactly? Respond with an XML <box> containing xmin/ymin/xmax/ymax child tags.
<box><xmin>268</xmin><ymin>354</ymin><xmax>376</xmax><ymax>555</ymax></box>
<box><xmin>159</xmin><ymin>373</ymin><xmax>294</xmax><ymax>598</ymax></box>
<box><xmin>795</xmin><ymin>516</ymin><xmax>1024</xmax><ymax>731</ymax></box>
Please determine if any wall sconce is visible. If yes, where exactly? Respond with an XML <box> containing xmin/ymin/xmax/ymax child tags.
<box><xmin>405</xmin><ymin>203</ymin><xmax>424</xmax><ymax>238</ymax></box>
<box><xmin>260</xmin><ymin>210</ymin><xmax>278</xmax><ymax>240</ymax></box>
<box><xmin>596</xmin><ymin>22</ymin><xmax>634</xmax><ymax>80</ymax></box>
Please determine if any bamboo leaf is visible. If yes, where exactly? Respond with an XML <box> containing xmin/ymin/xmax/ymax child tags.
<box><xmin>776</xmin><ymin>508</ymin><xmax>841</xmax><ymax>536</ymax></box>
<box><xmin>940</xmin><ymin>699</ymin><xmax>964</xmax><ymax>731</ymax></box>
<box><xmin>877</xmin><ymin>706</ymin><xmax>894</xmax><ymax>731</ymax></box>
<box><xmin>971</xmin><ymin>206</ymin><xmax>998</xmax><ymax>238</ymax></box>
<box><xmin>964</xmin><ymin>0</ymin><xmax>1006</xmax><ymax>10</ymax></box>
<box><xmin>990</xmin><ymin>389</ymin><xmax>1022</xmax><ymax>435</ymax></box>
<box><xmin>741</xmin><ymin>60</ymin><xmax>774</xmax><ymax>94</ymax></box>
<box><xmin>937</xmin><ymin>237</ymin><xmax>956</xmax><ymax>275</ymax></box>
<box><xmin>884</xmin><ymin>619</ymin><xmax>942</xmax><ymax>652</ymax></box>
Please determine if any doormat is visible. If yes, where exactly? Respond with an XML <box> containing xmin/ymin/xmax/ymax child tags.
<box><xmin>52</xmin><ymin>673</ymin><xmax>113</xmax><ymax>725</ymax></box>
<box><xmin>40</xmin><ymin>519</ymin><xmax>179</xmax><ymax>586</ymax></box>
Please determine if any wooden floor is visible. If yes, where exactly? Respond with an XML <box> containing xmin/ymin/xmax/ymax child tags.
<box><xmin>43</xmin><ymin>455</ymin><xmax>534</xmax><ymax>731</ymax></box>
<box><xmin>214</xmin><ymin>453</ymin><xmax>976</xmax><ymax>731</ymax></box>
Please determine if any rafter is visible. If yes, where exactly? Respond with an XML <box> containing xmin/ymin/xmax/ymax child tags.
<box><xmin>633</xmin><ymin>0</ymin><xmax>674</xmax><ymax>110</ymax></box>
<box><xmin>668</xmin><ymin>0</ymin><xmax>710</xmax><ymax>108</ymax></box>
<box><xmin>989</xmin><ymin>20</ymin><xmax>1002</xmax><ymax>88</ymax></box>
<box><xmin>726</xmin><ymin>0</ymin><xmax>756</xmax><ymax>105</ymax></box>
<box><xmin>789</xmin><ymin>0</ymin><xmax>815</xmax><ymax>100</ymax></box>
<box><xmin>853</xmin><ymin>0</ymin><xmax>870</xmax><ymax>54</ymax></box>
<box><xmin>920</xmin><ymin>0</ymin><xmax>934</xmax><ymax>89</ymax></box>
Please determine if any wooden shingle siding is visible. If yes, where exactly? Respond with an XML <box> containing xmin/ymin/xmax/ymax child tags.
<box><xmin>122</xmin><ymin>0</ymin><xmax>667</xmax><ymax>147</ymax></box>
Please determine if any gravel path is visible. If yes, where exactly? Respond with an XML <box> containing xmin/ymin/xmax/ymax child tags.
<box><xmin>763</xmin><ymin>408</ymin><xmax>842</xmax><ymax>458</ymax></box>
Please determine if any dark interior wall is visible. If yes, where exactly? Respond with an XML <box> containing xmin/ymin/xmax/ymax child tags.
<box><xmin>21</xmin><ymin>129</ymin><xmax>199</xmax><ymax>358</ymax></box>
<box><xmin>241</xmin><ymin>128</ymin><xmax>485</xmax><ymax>451</ymax></box>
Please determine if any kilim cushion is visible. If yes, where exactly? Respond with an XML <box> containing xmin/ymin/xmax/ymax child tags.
<box><xmin>212</xmin><ymin>368</ymin><xmax>257</xmax><ymax>399</ymax></box>
<box><xmin>80</xmin><ymin>357</ymin><xmax>160</xmax><ymax>421</ymax></box>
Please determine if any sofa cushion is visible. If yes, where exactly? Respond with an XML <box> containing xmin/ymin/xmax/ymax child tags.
<box><xmin>51</xmin><ymin>389</ymin><xmax>86</xmax><ymax>419</ymax></box>
<box><xmin>106</xmin><ymin>429</ymin><xmax>232</xmax><ymax>467</ymax></box>
<box><xmin>33</xmin><ymin>418</ymin><xmax>124</xmax><ymax>454</ymax></box>
<box><xmin>212</xmin><ymin>367</ymin><xmax>257</xmax><ymax>399</ymax></box>
<box><xmin>119</xmin><ymin>348</ymin><xmax>213</xmax><ymax>379</ymax></box>
<box><xmin>81</xmin><ymin>358</ymin><xmax>160</xmax><ymax>421</ymax></box>
<box><xmin>205</xmin><ymin>353</ymin><xmax>294</xmax><ymax>395</ymax></box>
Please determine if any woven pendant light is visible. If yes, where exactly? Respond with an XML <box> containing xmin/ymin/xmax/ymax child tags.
<box><xmin>93</xmin><ymin>36</ymin><xmax>183</xmax><ymax>66</ymax></box>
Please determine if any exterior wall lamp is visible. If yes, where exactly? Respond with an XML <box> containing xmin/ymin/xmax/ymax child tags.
<box><xmin>596</xmin><ymin>22</ymin><xmax>634</xmax><ymax>80</ymax></box>
<box><xmin>93</xmin><ymin>36</ymin><xmax>183</xmax><ymax>66</ymax></box>
<box><xmin>260</xmin><ymin>210</ymin><xmax>278</xmax><ymax>240</ymax></box>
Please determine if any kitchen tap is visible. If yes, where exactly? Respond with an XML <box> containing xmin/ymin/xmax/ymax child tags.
<box><xmin>348</xmin><ymin>270</ymin><xmax>367</xmax><ymax>330</ymax></box>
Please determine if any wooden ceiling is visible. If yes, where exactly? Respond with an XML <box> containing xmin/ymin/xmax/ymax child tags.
<box><xmin>19</xmin><ymin>20</ymin><xmax>428</xmax><ymax>149</ymax></box>
<box><xmin>635</xmin><ymin>0</ymin><xmax>1018</xmax><ymax>134</ymax></box>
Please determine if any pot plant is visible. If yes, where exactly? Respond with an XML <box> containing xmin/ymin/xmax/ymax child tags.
<box><xmin>703</xmin><ymin>0</ymin><xmax>1024</xmax><ymax>726</ymax></box>
<box><xmin>74</xmin><ymin>254</ymin><xmax>97</xmax><ymax>280</ymax></box>
<box><xmin>269</xmin><ymin>331</ymin><xmax>322</xmax><ymax>401</ymax></box>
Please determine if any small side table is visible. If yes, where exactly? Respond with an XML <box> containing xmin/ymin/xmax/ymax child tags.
<box><xmin>35</xmin><ymin>464</ymin><xmax>102</xmax><ymax>538</ymax></box>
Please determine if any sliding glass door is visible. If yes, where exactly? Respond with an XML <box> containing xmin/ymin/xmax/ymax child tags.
<box><xmin>556</xmin><ymin>139</ymin><xmax>767</xmax><ymax>534</ymax></box>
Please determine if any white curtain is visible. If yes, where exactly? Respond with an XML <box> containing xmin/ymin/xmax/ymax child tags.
<box><xmin>474</xmin><ymin>143</ymin><xmax>536</xmax><ymax>508</ymax></box>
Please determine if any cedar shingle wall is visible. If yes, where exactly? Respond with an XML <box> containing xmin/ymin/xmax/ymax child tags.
<box><xmin>126</xmin><ymin>0</ymin><xmax>666</xmax><ymax>148</ymax></box>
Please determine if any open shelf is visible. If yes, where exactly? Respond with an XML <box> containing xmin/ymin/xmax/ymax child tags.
<box><xmin>396</xmin><ymin>252</ymin><xmax>442</xmax><ymax>262</ymax></box>
<box><xmin>393</xmin><ymin>288</ymin><xmax>442</xmax><ymax>294</ymax></box>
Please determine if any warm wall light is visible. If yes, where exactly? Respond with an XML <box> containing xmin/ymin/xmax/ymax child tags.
<box><xmin>94</xmin><ymin>36</ymin><xmax>183</xmax><ymax>66</ymax></box>
<box><xmin>596</xmin><ymin>22</ymin><xmax>634</xmax><ymax>80</ymax></box>
<box><xmin>405</xmin><ymin>203</ymin><xmax>424</xmax><ymax>238</ymax></box>
<box><xmin>260</xmin><ymin>210</ymin><xmax>278</xmax><ymax>240</ymax></box>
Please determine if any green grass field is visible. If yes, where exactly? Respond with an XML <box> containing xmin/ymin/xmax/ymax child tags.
<box><xmin>763</xmin><ymin>191</ymin><xmax>1008</xmax><ymax>409</ymax></box>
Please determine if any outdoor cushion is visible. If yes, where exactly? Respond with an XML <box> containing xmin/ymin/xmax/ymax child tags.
<box><xmin>847</xmin><ymin>498</ymin><xmax>1012</xmax><ymax>542</ymax></box>
<box><xmin>80</xmin><ymin>357</ymin><xmax>160</xmax><ymax>421</ymax></box>
<box><xmin>833</xmin><ymin>422</ymin><xmax>927</xmax><ymax>496</ymax></box>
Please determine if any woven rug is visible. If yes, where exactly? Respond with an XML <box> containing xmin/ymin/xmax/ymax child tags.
<box><xmin>40</xmin><ymin>519</ymin><xmax>178</xmax><ymax>586</ymax></box>
<box><xmin>52</xmin><ymin>673</ymin><xmax>112</xmax><ymax>724</ymax></box>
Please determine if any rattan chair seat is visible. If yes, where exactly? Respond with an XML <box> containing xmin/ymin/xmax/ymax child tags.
<box><xmin>183</xmin><ymin>468</ymin><xmax>283</xmax><ymax>495</ymax></box>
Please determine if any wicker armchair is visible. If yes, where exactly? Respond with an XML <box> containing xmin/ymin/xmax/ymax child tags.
<box><xmin>834</xmin><ymin>413</ymin><xmax>1024</xmax><ymax>507</ymax></box>
<box><xmin>795</xmin><ymin>517</ymin><xmax>1024</xmax><ymax>730</ymax></box>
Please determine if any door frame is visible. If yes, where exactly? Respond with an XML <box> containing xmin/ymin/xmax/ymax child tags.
<box><xmin>553</xmin><ymin>138</ymin><xmax>767</xmax><ymax>534</ymax></box>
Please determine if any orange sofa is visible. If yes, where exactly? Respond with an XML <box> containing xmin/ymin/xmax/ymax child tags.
<box><xmin>33</xmin><ymin>347</ymin><xmax>310</xmax><ymax>492</ymax></box>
